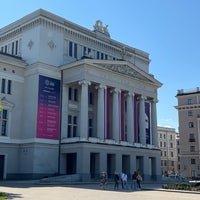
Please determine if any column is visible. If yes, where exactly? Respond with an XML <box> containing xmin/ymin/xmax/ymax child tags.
<box><xmin>79</xmin><ymin>80</ymin><xmax>91</xmax><ymax>139</ymax></box>
<box><xmin>139</xmin><ymin>96</ymin><xmax>146</xmax><ymax>145</ymax></box>
<box><xmin>61</xmin><ymin>84</ymin><xmax>68</xmax><ymax>139</ymax></box>
<box><xmin>96</xmin><ymin>84</ymin><xmax>106</xmax><ymax>140</ymax></box>
<box><xmin>112</xmin><ymin>88</ymin><xmax>120</xmax><ymax>142</ymax></box>
<box><xmin>151</xmin><ymin>99</ymin><xmax>158</xmax><ymax>147</ymax></box>
<box><xmin>127</xmin><ymin>92</ymin><xmax>134</xmax><ymax>144</ymax></box>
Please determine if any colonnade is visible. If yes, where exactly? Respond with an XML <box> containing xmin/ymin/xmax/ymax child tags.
<box><xmin>78</xmin><ymin>80</ymin><xmax>158</xmax><ymax>147</ymax></box>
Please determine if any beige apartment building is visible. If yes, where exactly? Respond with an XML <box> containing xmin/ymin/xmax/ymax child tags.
<box><xmin>175</xmin><ymin>88</ymin><xmax>200</xmax><ymax>178</ymax></box>
<box><xmin>157</xmin><ymin>126</ymin><xmax>178</xmax><ymax>176</ymax></box>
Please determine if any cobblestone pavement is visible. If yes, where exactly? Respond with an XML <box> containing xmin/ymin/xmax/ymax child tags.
<box><xmin>0</xmin><ymin>182</ymin><xmax>200</xmax><ymax>200</ymax></box>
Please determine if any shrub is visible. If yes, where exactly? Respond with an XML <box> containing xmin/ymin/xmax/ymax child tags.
<box><xmin>0</xmin><ymin>192</ymin><xmax>7</xmax><ymax>200</ymax></box>
<box><xmin>162</xmin><ymin>182</ymin><xmax>200</xmax><ymax>191</ymax></box>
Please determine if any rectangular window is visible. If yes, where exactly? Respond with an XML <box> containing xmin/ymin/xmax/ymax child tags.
<box><xmin>67</xmin><ymin>115</ymin><xmax>72</xmax><ymax>137</ymax></box>
<box><xmin>68</xmin><ymin>115</ymin><xmax>77</xmax><ymax>138</ymax></box>
<box><xmin>191</xmin><ymin>159</ymin><xmax>196</xmax><ymax>164</ymax></box>
<box><xmin>189</xmin><ymin>122</ymin><xmax>194</xmax><ymax>128</ymax></box>
<box><xmin>0</xmin><ymin>110</ymin><xmax>8</xmax><ymax>136</ymax></box>
<box><xmin>7</xmin><ymin>80</ymin><xmax>11</xmax><ymax>94</ymax></box>
<box><xmin>89</xmin><ymin>92</ymin><xmax>94</xmax><ymax>105</ymax></box>
<box><xmin>160</xmin><ymin>141</ymin><xmax>162</xmax><ymax>147</ymax></box>
<box><xmin>15</xmin><ymin>40</ymin><xmax>18</xmax><ymax>55</ymax></box>
<box><xmin>189</xmin><ymin>133</ymin><xmax>195</xmax><ymax>142</ymax></box>
<box><xmin>83</xmin><ymin>47</ymin><xmax>87</xmax><ymax>56</ymax></box>
<box><xmin>12</xmin><ymin>42</ymin><xmax>14</xmax><ymax>55</ymax></box>
<box><xmin>171</xmin><ymin>152</ymin><xmax>173</xmax><ymax>157</ymax></box>
<box><xmin>69</xmin><ymin>41</ymin><xmax>73</xmax><ymax>57</ymax></box>
<box><xmin>170</xmin><ymin>143</ymin><xmax>173</xmax><ymax>148</ymax></box>
<box><xmin>188</xmin><ymin>99</ymin><xmax>193</xmax><ymax>105</ymax></box>
<box><xmin>1</xmin><ymin>79</ymin><xmax>6</xmax><ymax>93</ymax></box>
<box><xmin>74</xmin><ymin>43</ymin><xmax>77</xmax><ymax>59</ymax></box>
<box><xmin>97</xmin><ymin>51</ymin><xmax>100</xmax><ymax>59</ymax></box>
<box><xmin>188</xmin><ymin>110</ymin><xmax>193</xmax><ymax>116</ymax></box>
<box><xmin>68</xmin><ymin>87</ymin><xmax>72</xmax><ymax>100</ymax></box>
<box><xmin>190</xmin><ymin>146</ymin><xmax>195</xmax><ymax>152</ymax></box>
<box><xmin>88</xmin><ymin>118</ymin><xmax>93</xmax><ymax>137</ymax></box>
<box><xmin>74</xmin><ymin>88</ymin><xmax>78</xmax><ymax>101</ymax></box>
<box><xmin>4</xmin><ymin>45</ymin><xmax>7</xmax><ymax>53</ymax></box>
<box><xmin>101</xmin><ymin>53</ymin><xmax>104</xmax><ymax>59</ymax></box>
<box><xmin>73</xmin><ymin>116</ymin><xmax>77</xmax><ymax>137</ymax></box>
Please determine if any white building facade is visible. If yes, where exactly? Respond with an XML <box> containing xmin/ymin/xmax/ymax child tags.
<box><xmin>0</xmin><ymin>9</ymin><xmax>162</xmax><ymax>181</ymax></box>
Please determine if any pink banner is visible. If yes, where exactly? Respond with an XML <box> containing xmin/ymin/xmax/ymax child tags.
<box><xmin>36</xmin><ymin>75</ymin><xmax>60</xmax><ymax>140</ymax></box>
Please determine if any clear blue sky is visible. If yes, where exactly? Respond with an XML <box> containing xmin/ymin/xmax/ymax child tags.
<box><xmin>1</xmin><ymin>0</ymin><xmax>200</xmax><ymax>131</ymax></box>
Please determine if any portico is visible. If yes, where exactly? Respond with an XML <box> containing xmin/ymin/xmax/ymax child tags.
<box><xmin>60</xmin><ymin>58</ymin><xmax>161</xmax><ymax>181</ymax></box>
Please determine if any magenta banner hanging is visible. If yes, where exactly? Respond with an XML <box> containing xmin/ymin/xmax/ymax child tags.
<box><xmin>36</xmin><ymin>75</ymin><xmax>60</xmax><ymax>140</ymax></box>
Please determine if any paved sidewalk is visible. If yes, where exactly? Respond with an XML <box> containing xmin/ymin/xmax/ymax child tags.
<box><xmin>0</xmin><ymin>181</ymin><xmax>200</xmax><ymax>200</ymax></box>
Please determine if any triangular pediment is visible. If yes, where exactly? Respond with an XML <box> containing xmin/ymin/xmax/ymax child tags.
<box><xmin>92</xmin><ymin>60</ymin><xmax>162</xmax><ymax>87</ymax></box>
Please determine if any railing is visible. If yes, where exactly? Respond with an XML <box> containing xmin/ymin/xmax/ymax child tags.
<box><xmin>177</xmin><ymin>87</ymin><xmax>200</xmax><ymax>95</ymax></box>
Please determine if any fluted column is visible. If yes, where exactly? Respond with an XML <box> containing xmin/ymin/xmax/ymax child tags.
<box><xmin>79</xmin><ymin>80</ymin><xmax>91</xmax><ymax>139</ymax></box>
<box><xmin>139</xmin><ymin>96</ymin><xmax>146</xmax><ymax>145</ymax></box>
<box><xmin>96</xmin><ymin>84</ymin><xmax>106</xmax><ymax>140</ymax></box>
<box><xmin>127</xmin><ymin>92</ymin><xmax>134</xmax><ymax>144</ymax></box>
<box><xmin>112</xmin><ymin>88</ymin><xmax>120</xmax><ymax>142</ymax></box>
<box><xmin>151</xmin><ymin>99</ymin><xmax>158</xmax><ymax>146</ymax></box>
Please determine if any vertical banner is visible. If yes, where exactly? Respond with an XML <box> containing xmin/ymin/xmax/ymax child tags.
<box><xmin>145</xmin><ymin>102</ymin><xmax>150</xmax><ymax>144</ymax></box>
<box><xmin>36</xmin><ymin>75</ymin><xmax>60</xmax><ymax>140</ymax></box>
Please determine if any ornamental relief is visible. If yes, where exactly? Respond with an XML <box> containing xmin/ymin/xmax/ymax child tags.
<box><xmin>97</xmin><ymin>64</ymin><xmax>152</xmax><ymax>83</ymax></box>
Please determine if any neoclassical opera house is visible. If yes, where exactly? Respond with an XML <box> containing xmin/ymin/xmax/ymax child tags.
<box><xmin>0</xmin><ymin>9</ymin><xmax>162</xmax><ymax>181</ymax></box>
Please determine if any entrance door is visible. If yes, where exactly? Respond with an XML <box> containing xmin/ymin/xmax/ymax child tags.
<box><xmin>107</xmin><ymin>154</ymin><xmax>115</xmax><ymax>178</ymax></box>
<box><xmin>122</xmin><ymin>155</ymin><xmax>130</xmax><ymax>175</ymax></box>
<box><xmin>90</xmin><ymin>153</ymin><xmax>100</xmax><ymax>179</ymax></box>
<box><xmin>66</xmin><ymin>153</ymin><xmax>77</xmax><ymax>175</ymax></box>
<box><xmin>0</xmin><ymin>155</ymin><xmax>4</xmax><ymax>180</ymax></box>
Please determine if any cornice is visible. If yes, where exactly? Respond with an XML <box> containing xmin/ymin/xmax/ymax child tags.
<box><xmin>0</xmin><ymin>53</ymin><xmax>26</xmax><ymax>68</ymax></box>
<box><xmin>0</xmin><ymin>9</ymin><xmax>149</xmax><ymax>62</ymax></box>
<box><xmin>175</xmin><ymin>103</ymin><xmax>200</xmax><ymax>110</ymax></box>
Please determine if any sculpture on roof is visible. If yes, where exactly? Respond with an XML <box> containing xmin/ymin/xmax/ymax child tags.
<box><xmin>93</xmin><ymin>20</ymin><xmax>110</xmax><ymax>37</ymax></box>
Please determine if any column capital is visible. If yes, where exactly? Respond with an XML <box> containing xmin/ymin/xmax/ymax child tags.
<box><xmin>137</xmin><ymin>95</ymin><xmax>146</xmax><ymax>101</ymax></box>
<box><xmin>152</xmin><ymin>98</ymin><xmax>159</xmax><ymax>103</ymax></box>
<box><xmin>111</xmin><ymin>88</ymin><xmax>121</xmax><ymax>94</ymax></box>
<box><xmin>95</xmin><ymin>84</ymin><xmax>107</xmax><ymax>90</ymax></box>
<box><xmin>127</xmin><ymin>92</ymin><xmax>135</xmax><ymax>97</ymax></box>
<box><xmin>78</xmin><ymin>80</ymin><xmax>91</xmax><ymax>86</ymax></box>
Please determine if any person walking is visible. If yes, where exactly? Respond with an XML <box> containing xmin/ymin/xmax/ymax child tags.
<box><xmin>121</xmin><ymin>172</ymin><xmax>129</xmax><ymax>190</ymax></box>
<box><xmin>100</xmin><ymin>171</ymin><xmax>107</xmax><ymax>190</ymax></box>
<box><xmin>136</xmin><ymin>170</ymin><xmax>142</xmax><ymax>189</ymax></box>
<box><xmin>131</xmin><ymin>171</ymin><xmax>137</xmax><ymax>190</ymax></box>
<box><xmin>114</xmin><ymin>171</ymin><xmax>120</xmax><ymax>190</ymax></box>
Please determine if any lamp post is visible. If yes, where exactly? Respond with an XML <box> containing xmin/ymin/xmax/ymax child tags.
<box><xmin>57</xmin><ymin>69</ymin><xmax>63</xmax><ymax>176</ymax></box>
